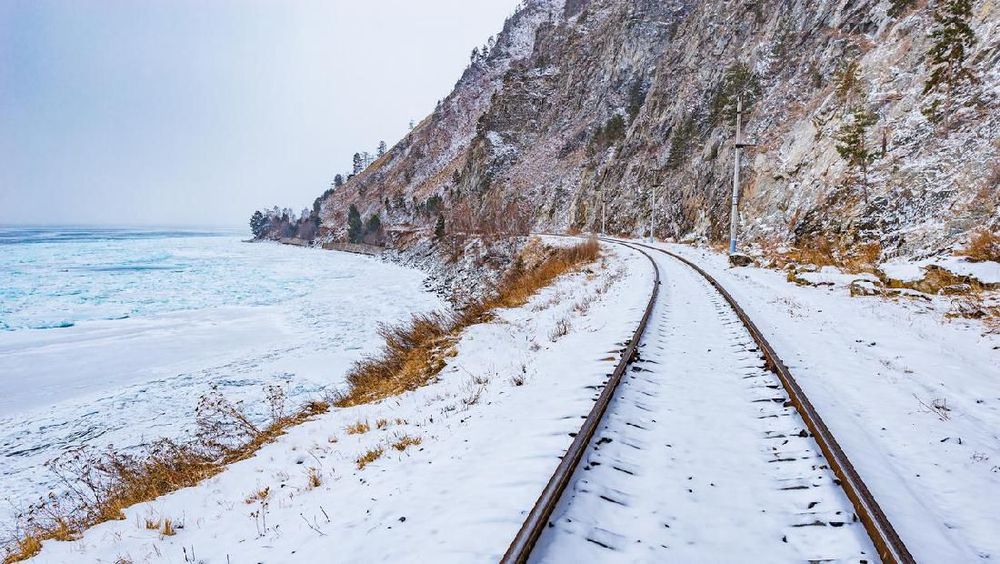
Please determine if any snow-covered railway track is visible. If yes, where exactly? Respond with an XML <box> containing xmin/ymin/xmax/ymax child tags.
<box><xmin>503</xmin><ymin>239</ymin><xmax>914</xmax><ymax>563</ymax></box>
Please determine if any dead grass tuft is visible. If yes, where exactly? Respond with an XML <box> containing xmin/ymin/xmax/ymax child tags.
<box><xmin>334</xmin><ymin>237</ymin><xmax>601</xmax><ymax>407</ymax></box>
<box><xmin>356</xmin><ymin>446</ymin><xmax>385</xmax><ymax>470</ymax></box>
<box><xmin>391</xmin><ymin>435</ymin><xmax>422</xmax><ymax>452</ymax></box>
<box><xmin>3</xmin><ymin>535</ymin><xmax>42</xmax><ymax>564</ymax></box>
<box><xmin>3</xmin><ymin>388</ymin><xmax>328</xmax><ymax>562</ymax></box>
<box><xmin>345</xmin><ymin>421</ymin><xmax>370</xmax><ymax>435</ymax></box>
<box><xmin>306</xmin><ymin>467</ymin><xmax>322</xmax><ymax>489</ymax></box>
<box><xmin>959</xmin><ymin>230</ymin><xmax>1000</xmax><ymax>263</ymax></box>
<box><xmin>244</xmin><ymin>487</ymin><xmax>270</xmax><ymax>505</ymax></box>
<box><xmin>159</xmin><ymin>519</ymin><xmax>175</xmax><ymax>537</ymax></box>
<box><xmin>549</xmin><ymin>318</ymin><xmax>571</xmax><ymax>342</ymax></box>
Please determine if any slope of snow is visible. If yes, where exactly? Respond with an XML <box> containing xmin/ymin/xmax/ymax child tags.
<box><xmin>26</xmin><ymin>242</ymin><xmax>653</xmax><ymax>563</ymax></box>
<box><xmin>658</xmin><ymin>242</ymin><xmax>1000</xmax><ymax>561</ymax></box>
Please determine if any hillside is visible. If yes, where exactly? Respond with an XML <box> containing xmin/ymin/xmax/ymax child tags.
<box><xmin>315</xmin><ymin>0</ymin><xmax>998</xmax><ymax>260</ymax></box>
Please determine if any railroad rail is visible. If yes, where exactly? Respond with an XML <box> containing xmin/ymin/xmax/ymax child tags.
<box><xmin>501</xmin><ymin>237</ymin><xmax>914</xmax><ymax>564</ymax></box>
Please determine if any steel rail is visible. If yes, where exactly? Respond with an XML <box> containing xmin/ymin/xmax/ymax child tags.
<box><xmin>628</xmin><ymin>240</ymin><xmax>915</xmax><ymax>564</ymax></box>
<box><xmin>499</xmin><ymin>238</ymin><xmax>661</xmax><ymax>564</ymax></box>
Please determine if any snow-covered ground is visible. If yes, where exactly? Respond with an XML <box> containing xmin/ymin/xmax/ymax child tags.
<box><xmin>23</xmin><ymin>241</ymin><xmax>652</xmax><ymax>563</ymax></box>
<box><xmin>655</xmin><ymin>242</ymin><xmax>1000</xmax><ymax>561</ymax></box>
<box><xmin>11</xmin><ymin>234</ymin><xmax>998</xmax><ymax>562</ymax></box>
<box><xmin>0</xmin><ymin>229</ymin><xmax>445</xmax><ymax>532</ymax></box>
<box><xmin>533</xmin><ymin>246</ymin><xmax>875</xmax><ymax>561</ymax></box>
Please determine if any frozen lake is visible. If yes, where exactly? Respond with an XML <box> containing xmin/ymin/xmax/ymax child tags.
<box><xmin>0</xmin><ymin>227</ymin><xmax>444</xmax><ymax>528</ymax></box>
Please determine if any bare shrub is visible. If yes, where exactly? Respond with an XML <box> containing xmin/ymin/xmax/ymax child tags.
<box><xmin>448</xmin><ymin>197</ymin><xmax>532</xmax><ymax>243</ymax></box>
<box><xmin>549</xmin><ymin>318</ymin><xmax>571</xmax><ymax>342</ymax></box>
<box><xmin>462</xmin><ymin>383</ymin><xmax>485</xmax><ymax>407</ymax></box>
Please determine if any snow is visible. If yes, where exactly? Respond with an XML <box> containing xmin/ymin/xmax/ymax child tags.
<box><xmin>533</xmin><ymin>247</ymin><xmax>874</xmax><ymax>561</ymax></box>
<box><xmin>23</xmin><ymin>241</ymin><xmax>653</xmax><ymax>563</ymax></box>
<box><xmin>12</xmin><ymin>235</ymin><xmax>999</xmax><ymax>562</ymax></box>
<box><xmin>655</xmin><ymin>242</ymin><xmax>1000</xmax><ymax>561</ymax></box>
<box><xmin>0</xmin><ymin>233</ymin><xmax>445</xmax><ymax>532</ymax></box>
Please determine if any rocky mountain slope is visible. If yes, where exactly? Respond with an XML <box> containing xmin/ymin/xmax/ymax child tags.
<box><xmin>317</xmin><ymin>0</ymin><xmax>999</xmax><ymax>259</ymax></box>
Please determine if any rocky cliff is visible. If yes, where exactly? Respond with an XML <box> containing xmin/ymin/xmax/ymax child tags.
<box><xmin>318</xmin><ymin>0</ymin><xmax>999</xmax><ymax>259</ymax></box>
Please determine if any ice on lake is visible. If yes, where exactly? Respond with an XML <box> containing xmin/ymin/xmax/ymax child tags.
<box><xmin>0</xmin><ymin>228</ymin><xmax>445</xmax><ymax>528</ymax></box>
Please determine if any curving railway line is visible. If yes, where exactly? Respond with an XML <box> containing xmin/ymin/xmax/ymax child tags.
<box><xmin>502</xmin><ymin>239</ymin><xmax>914</xmax><ymax>564</ymax></box>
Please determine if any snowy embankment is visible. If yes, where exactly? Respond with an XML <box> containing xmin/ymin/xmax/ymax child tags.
<box><xmin>657</xmin><ymin>242</ymin><xmax>1000</xmax><ymax>561</ymax></box>
<box><xmin>27</xmin><ymin>242</ymin><xmax>652</xmax><ymax>563</ymax></box>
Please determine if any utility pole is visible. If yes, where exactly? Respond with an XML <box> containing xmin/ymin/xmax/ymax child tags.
<box><xmin>729</xmin><ymin>95</ymin><xmax>754</xmax><ymax>255</ymax></box>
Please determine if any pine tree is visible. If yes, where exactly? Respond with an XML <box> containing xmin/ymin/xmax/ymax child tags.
<box><xmin>347</xmin><ymin>204</ymin><xmax>363</xmax><ymax>243</ymax></box>
<box><xmin>377</xmin><ymin>140</ymin><xmax>387</xmax><ymax>158</ymax></box>
<box><xmin>434</xmin><ymin>214</ymin><xmax>446</xmax><ymax>240</ymax></box>
<box><xmin>334</xmin><ymin>174</ymin><xmax>344</xmax><ymax>188</ymax></box>
<box><xmin>922</xmin><ymin>0</ymin><xmax>977</xmax><ymax>127</ymax></box>
<box><xmin>835</xmin><ymin>107</ymin><xmax>879</xmax><ymax>202</ymax></box>
<box><xmin>352</xmin><ymin>153</ymin><xmax>363</xmax><ymax>175</ymax></box>
<box><xmin>250</xmin><ymin>210</ymin><xmax>267</xmax><ymax>239</ymax></box>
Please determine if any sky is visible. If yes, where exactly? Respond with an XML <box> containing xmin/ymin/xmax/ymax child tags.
<box><xmin>0</xmin><ymin>0</ymin><xmax>522</xmax><ymax>227</ymax></box>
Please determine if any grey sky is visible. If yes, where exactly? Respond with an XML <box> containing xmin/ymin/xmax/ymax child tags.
<box><xmin>0</xmin><ymin>0</ymin><xmax>522</xmax><ymax>227</ymax></box>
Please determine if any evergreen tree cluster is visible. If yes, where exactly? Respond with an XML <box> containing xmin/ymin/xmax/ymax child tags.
<box><xmin>249</xmin><ymin>205</ymin><xmax>321</xmax><ymax>241</ymax></box>
<box><xmin>346</xmin><ymin>204</ymin><xmax>385</xmax><ymax>245</ymax></box>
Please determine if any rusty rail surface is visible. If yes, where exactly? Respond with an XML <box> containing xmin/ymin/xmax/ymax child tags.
<box><xmin>499</xmin><ymin>239</ymin><xmax>661</xmax><ymax>564</ymax></box>
<box><xmin>630</xmin><ymin>240</ymin><xmax>915</xmax><ymax>564</ymax></box>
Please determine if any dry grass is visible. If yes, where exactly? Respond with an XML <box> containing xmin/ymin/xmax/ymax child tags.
<box><xmin>306</xmin><ymin>467</ymin><xmax>322</xmax><ymax>489</ymax></box>
<box><xmin>345</xmin><ymin>420</ymin><xmax>370</xmax><ymax>435</ymax></box>
<box><xmin>375</xmin><ymin>418</ymin><xmax>390</xmax><ymax>430</ymax></box>
<box><xmin>959</xmin><ymin>230</ymin><xmax>1000</xmax><ymax>263</ymax></box>
<box><xmin>355</xmin><ymin>446</ymin><xmax>385</xmax><ymax>470</ymax></box>
<box><xmin>334</xmin><ymin>237</ymin><xmax>601</xmax><ymax>407</ymax></box>
<box><xmin>391</xmin><ymin>435</ymin><xmax>422</xmax><ymax>452</ymax></box>
<box><xmin>159</xmin><ymin>519</ymin><xmax>175</xmax><ymax>537</ymax></box>
<box><xmin>549</xmin><ymin>318</ymin><xmax>571</xmax><ymax>342</ymax></box>
<box><xmin>4</xmin><ymin>535</ymin><xmax>42</xmax><ymax>563</ymax></box>
<box><xmin>3</xmin><ymin>389</ymin><xmax>329</xmax><ymax>563</ymax></box>
<box><xmin>244</xmin><ymin>487</ymin><xmax>270</xmax><ymax>505</ymax></box>
<box><xmin>767</xmin><ymin>236</ymin><xmax>882</xmax><ymax>274</ymax></box>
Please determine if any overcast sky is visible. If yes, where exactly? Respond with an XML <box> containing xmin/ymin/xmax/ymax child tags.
<box><xmin>0</xmin><ymin>0</ymin><xmax>522</xmax><ymax>227</ymax></box>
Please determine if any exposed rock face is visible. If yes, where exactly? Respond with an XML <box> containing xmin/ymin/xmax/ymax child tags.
<box><xmin>319</xmin><ymin>0</ymin><xmax>999</xmax><ymax>259</ymax></box>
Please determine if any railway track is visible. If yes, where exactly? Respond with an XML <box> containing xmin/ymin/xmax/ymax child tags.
<box><xmin>502</xmin><ymin>238</ymin><xmax>914</xmax><ymax>563</ymax></box>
